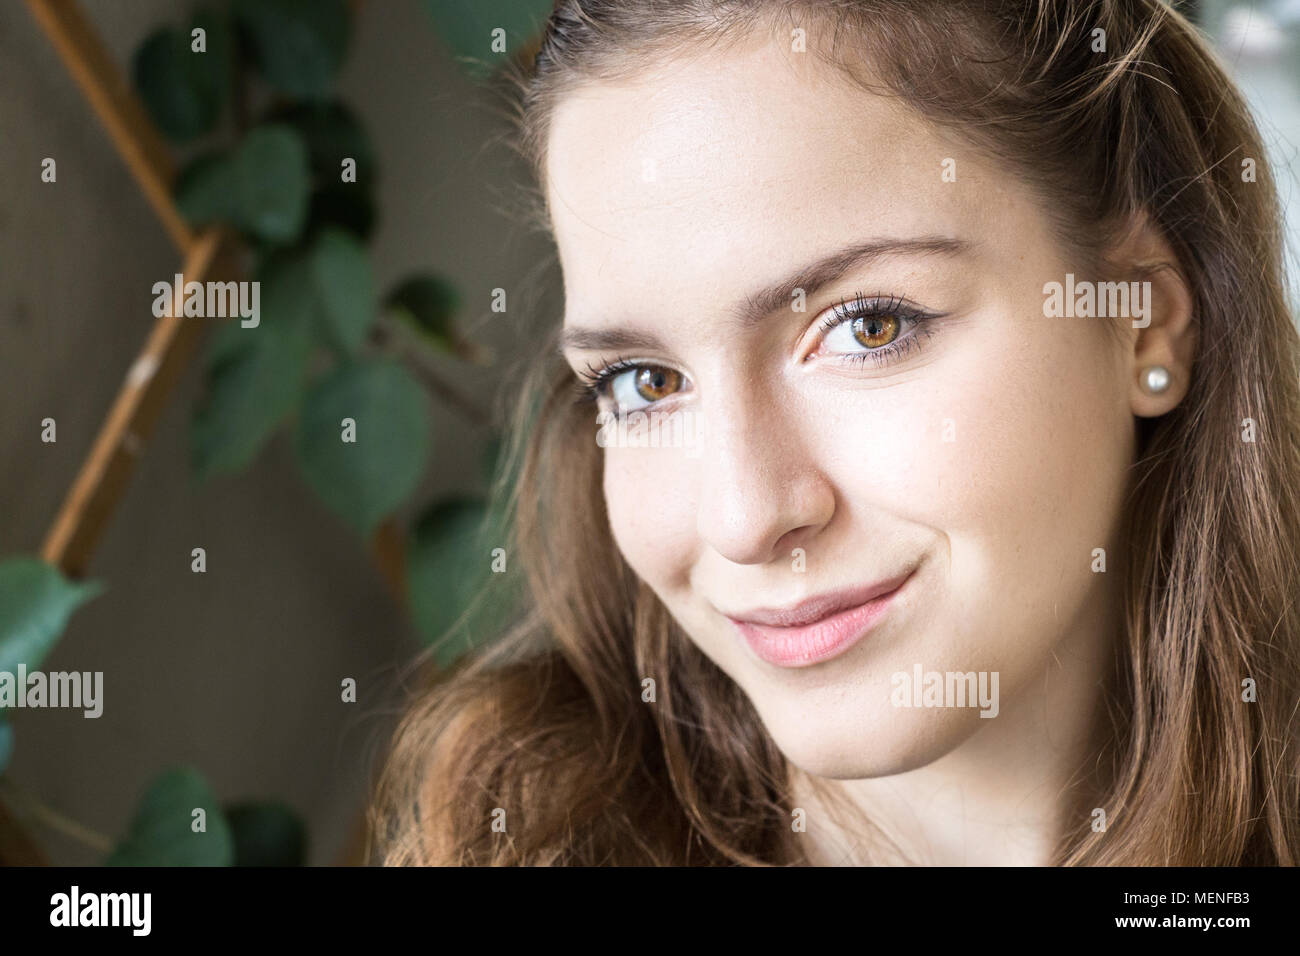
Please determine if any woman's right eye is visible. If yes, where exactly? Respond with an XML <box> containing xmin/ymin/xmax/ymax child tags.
<box><xmin>601</xmin><ymin>363</ymin><xmax>686</xmax><ymax>411</ymax></box>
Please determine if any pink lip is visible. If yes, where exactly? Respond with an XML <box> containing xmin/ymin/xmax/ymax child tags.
<box><xmin>726</xmin><ymin>569</ymin><xmax>915</xmax><ymax>668</ymax></box>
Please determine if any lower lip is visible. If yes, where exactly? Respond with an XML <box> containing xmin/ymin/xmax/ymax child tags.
<box><xmin>730</xmin><ymin>573</ymin><xmax>913</xmax><ymax>668</ymax></box>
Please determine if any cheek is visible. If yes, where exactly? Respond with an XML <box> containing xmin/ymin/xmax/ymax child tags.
<box><xmin>603</xmin><ymin>447</ymin><xmax>700</xmax><ymax>591</ymax></box>
<box><xmin>938</xmin><ymin>318</ymin><xmax>1131</xmax><ymax>601</ymax></box>
<box><xmin>819</xmin><ymin>311</ymin><xmax>1132</xmax><ymax>658</ymax></box>
<box><xmin>820</xmin><ymin>322</ymin><xmax>1126</xmax><ymax>501</ymax></box>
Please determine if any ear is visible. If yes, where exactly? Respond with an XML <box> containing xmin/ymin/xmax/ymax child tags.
<box><xmin>1109</xmin><ymin>213</ymin><xmax>1197</xmax><ymax>417</ymax></box>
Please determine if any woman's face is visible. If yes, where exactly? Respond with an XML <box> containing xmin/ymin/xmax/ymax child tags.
<box><xmin>550</xmin><ymin>35</ymin><xmax>1136</xmax><ymax>779</ymax></box>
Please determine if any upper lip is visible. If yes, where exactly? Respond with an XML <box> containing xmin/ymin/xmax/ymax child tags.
<box><xmin>724</xmin><ymin>567</ymin><xmax>916</xmax><ymax>628</ymax></box>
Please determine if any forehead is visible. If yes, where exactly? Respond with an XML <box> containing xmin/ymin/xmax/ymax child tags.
<box><xmin>544</xmin><ymin>34</ymin><xmax>1021</xmax><ymax>326</ymax></box>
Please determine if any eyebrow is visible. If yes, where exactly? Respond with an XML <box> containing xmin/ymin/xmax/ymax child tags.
<box><xmin>558</xmin><ymin>235</ymin><xmax>973</xmax><ymax>354</ymax></box>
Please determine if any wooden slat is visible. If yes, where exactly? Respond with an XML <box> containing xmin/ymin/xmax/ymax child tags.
<box><xmin>24</xmin><ymin>0</ymin><xmax>195</xmax><ymax>254</ymax></box>
<box><xmin>41</xmin><ymin>230</ymin><xmax>235</xmax><ymax>577</ymax></box>
<box><xmin>25</xmin><ymin>0</ymin><xmax>409</xmax><ymax>591</ymax></box>
<box><xmin>20</xmin><ymin>0</ymin><xmax>409</xmax><ymax>868</ymax></box>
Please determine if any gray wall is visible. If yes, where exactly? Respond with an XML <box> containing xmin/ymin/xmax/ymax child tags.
<box><xmin>0</xmin><ymin>0</ymin><xmax>556</xmax><ymax>865</ymax></box>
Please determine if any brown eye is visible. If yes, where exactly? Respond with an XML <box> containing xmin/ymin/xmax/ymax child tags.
<box><xmin>851</xmin><ymin>314</ymin><xmax>900</xmax><ymax>348</ymax></box>
<box><xmin>634</xmin><ymin>366</ymin><xmax>683</xmax><ymax>402</ymax></box>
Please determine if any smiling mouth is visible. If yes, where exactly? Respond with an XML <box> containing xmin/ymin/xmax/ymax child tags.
<box><xmin>724</xmin><ymin>567</ymin><xmax>916</xmax><ymax>668</ymax></box>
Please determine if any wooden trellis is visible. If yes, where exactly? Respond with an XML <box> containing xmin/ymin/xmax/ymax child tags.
<box><xmin>3</xmin><ymin>0</ymin><xmax>404</xmax><ymax>865</ymax></box>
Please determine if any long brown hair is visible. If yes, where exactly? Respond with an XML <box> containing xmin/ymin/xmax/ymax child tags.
<box><xmin>373</xmin><ymin>0</ymin><xmax>1300</xmax><ymax>865</ymax></box>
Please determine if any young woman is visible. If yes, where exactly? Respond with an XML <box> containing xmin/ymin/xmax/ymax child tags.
<box><xmin>374</xmin><ymin>0</ymin><xmax>1300</xmax><ymax>865</ymax></box>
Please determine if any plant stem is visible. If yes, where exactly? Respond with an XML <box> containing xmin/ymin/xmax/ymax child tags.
<box><xmin>371</xmin><ymin>320</ymin><xmax>493</xmax><ymax>428</ymax></box>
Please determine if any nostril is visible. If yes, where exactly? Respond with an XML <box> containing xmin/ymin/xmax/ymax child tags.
<box><xmin>773</xmin><ymin>525</ymin><xmax>818</xmax><ymax>563</ymax></box>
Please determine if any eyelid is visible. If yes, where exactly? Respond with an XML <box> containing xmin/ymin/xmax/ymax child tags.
<box><xmin>574</xmin><ymin>355</ymin><xmax>692</xmax><ymax>411</ymax></box>
<box><xmin>800</xmin><ymin>292</ymin><xmax>937</xmax><ymax>359</ymax></box>
<box><xmin>576</xmin><ymin>355</ymin><xmax>688</xmax><ymax>386</ymax></box>
<box><xmin>795</xmin><ymin>293</ymin><xmax>947</xmax><ymax>380</ymax></box>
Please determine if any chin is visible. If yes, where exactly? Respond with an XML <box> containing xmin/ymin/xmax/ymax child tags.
<box><xmin>754</xmin><ymin>695</ymin><xmax>992</xmax><ymax>780</ymax></box>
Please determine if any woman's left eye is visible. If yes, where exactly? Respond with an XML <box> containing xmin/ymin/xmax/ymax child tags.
<box><xmin>812</xmin><ymin>296</ymin><xmax>937</xmax><ymax>367</ymax></box>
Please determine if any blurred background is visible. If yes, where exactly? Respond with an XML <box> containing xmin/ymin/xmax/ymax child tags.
<box><xmin>1201</xmin><ymin>0</ymin><xmax>1300</xmax><ymax>297</ymax></box>
<box><xmin>0</xmin><ymin>0</ymin><xmax>1295</xmax><ymax>866</ymax></box>
<box><xmin>0</xmin><ymin>0</ymin><xmax>558</xmax><ymax>865</ymax></box>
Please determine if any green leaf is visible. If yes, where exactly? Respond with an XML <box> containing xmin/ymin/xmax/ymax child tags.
<box><xmin>294</xmin><ymin>360</ymin><xmax>431</xmax><ymax>536</ymax></box>
<box><xmin>407</xmin><ymin>497</ymin><xmax>517</xmax><ymax>667</ymax></box>
<box><xmin>267</xmin><ymin>100</ymin><xmax>378</xmax><ymax>240</ymax></box>
<box><xmin>190</xmin><ymin>259</ymin><xmax>315</xmax><ymax>479</ymax></box>
<box><xmin>132</xmin><ymin>11</ymin><xmax>230</xmax><ymax>142</ymax></box>
<box><xmin>310</xmin><ymin>228</ymin><xmax>374</xmax><ymax>352</ymax></box>
<box><xmin>173</xmin><ymin>151</ymin><xmax>230</xmax><ymax>224</ymax></box>
<box><xmin>175</xmin><ymin>124</ymin><xmax>310</xmax><ymax>244</ymax></box>
<box><xmin>270</xmin><ymin>100</ymin><xmax>376</xmax><ymax>184</ymax></box>
<box><xmin>230</xmin><ymin>125</ymin><xmax>311</xmax><ymax>242</ymax></box>
<box><xmin>305</xmin><ymin>184</ymin><xmax>376</xmax><ymax>241</ymax></box>
<box><xmin>233</xmin><ymin>0</ymin><xmax>350</xmax><ymax>98</ymax></box>
<box><xmin>193</xmin><ymin>233</ymin><xmax>372</xmax><ymax>467</ymax></box>
<box><xmin>384</xmin><ymin>275</ymin><xmax>460</xmax><ymax>352</ymax></box>
<box><xmin>0</xmin><ymin>558</ymin><xmax>104</xmax><ymax>676</ymax></box>
<box><xmin>224</xmin><ymin>801</ymin><xmax>307</xmax><ymax>866</ymax></box>
<box><xmin>107</xmin><ymin>768</ymin><xmax>234</xmax><ymax>866</ymax></box>
<box><xmin>419</xmin><ymin>0</ymin><xmax>553</xmax><ymax>78</ymax></box>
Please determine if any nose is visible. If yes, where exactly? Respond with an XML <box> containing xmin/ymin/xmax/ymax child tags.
<box><xmin>694</xmin><ymin>395</ymin><xmax>836</xmax><ymax>566</ymax></box>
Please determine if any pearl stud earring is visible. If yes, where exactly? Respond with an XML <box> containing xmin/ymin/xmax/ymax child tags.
<box><xmin>1141</xmin><ymin>365</ymin><xmax>1171</xmax><ymax>394</ymax></box>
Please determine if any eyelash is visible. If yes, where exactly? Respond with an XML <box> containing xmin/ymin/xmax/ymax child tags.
<box><xmin>572</xmin><ymin>291</ymin><xmax>938</xmax><ymax>405</ymax></box>
<box><xmin>573</xmin><ymin>357</ymin><xmax>645</xmax><ymax>405</ymax></box>
<box><xmin>814</xmin><ymin>292</ymin><xmax>938</xmax><ymax>370</ymax></box>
